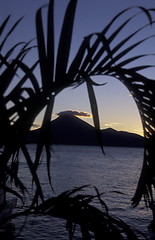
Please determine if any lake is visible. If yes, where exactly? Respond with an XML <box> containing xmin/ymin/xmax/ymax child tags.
<box><xmin>6</xmin><ymin>145</ymin><xmax>154</xmax><ymax>239</ymax></box>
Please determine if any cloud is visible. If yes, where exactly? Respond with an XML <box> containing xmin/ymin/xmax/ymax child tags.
<box><xmin>104</xmin><ymin>122</ymin><xmax>124</xmax><ymax>128</ymax></box>
<box><xmin>56</xmin><ymin>110</ymin><xmax>92</xmax><ymax>118</ymax></box>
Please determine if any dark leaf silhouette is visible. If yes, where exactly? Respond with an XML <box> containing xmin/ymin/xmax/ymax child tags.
<box><xmin>4</xmin><ymin>187</ymin><xmax>147</xmax><ymax>240</ymax></box>
<box><xmin>1</xmin><ymin>2</ymin><xmax>155</xmax><ymax>238</ymax></box>
<box><xmin>55</xmin><ymin>0</ymin><xmax>77</xmax><ymax>84</ymax></box>
<box><xmin>86</xmin><ymin>77</ymin><xmax>104</xmax><ymax>154</ymax></box>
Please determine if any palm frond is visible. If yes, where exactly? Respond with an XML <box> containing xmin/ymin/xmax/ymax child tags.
<box><xmin>0</xmin><ymin>16</ymin><xmax>10</xmax><ymax>35</ymax></box>
<box><xmin>67</xmin><ymin>37</ymin><xmax>90</xmax><ymax>83</ymax></box>
<box><xmin>34</xmin><ymin>96</ymin><xmax>54</xmax><ymax>188</ymax></box>
<box><xmin>21</xmin><ymin>145</ymin><xmax>44</xmax><ymax>203</ymax></box>
<box><xmin>0</xmin><ymin>17</ymin><xmax>23</xmax><ymax>52</ymax></box>
<box><xmin>86</xmin><ymin>77</ymin><xmax>104</xmax><ymax>154</ymax></box>
<box><xmin>55</xmin><ymin>0</ymin><xmax>77</xmax><ymax>84</ymax></box>
<box><xmin>4</xmin><ymin>187</ymin><xmax>147</xmax><ymax>240</ymax></box>
<box><xmin>0</xmin><ymin>42</ymin><xmax>25</xmax><ymax>69</ymax></box>
<box><xmin>107</xmin><ymin>67</ymin><xmax>155</xmax><ymax>206</ymax></box>
<box><xmin>1</xmin><ymin>0</ymin><xmax>155</xmax><ymax>218</ymax></box>
<box><xmin>36</xmin><ymin>7</ymin><xmax>47</xmax><ymax>88</ymax></box>
<box><xmin>46</xmin><ymin>0</ymin><xmax>54</xmax><ymax>86</ymax></box>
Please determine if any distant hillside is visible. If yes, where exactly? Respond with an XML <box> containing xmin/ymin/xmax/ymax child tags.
<box><xmin>27</xmin><ymin>115</ymin><xmax>144</xmax><ymax>148</ymax></box>
<box><xmin>101</xmin><ymin>128</ymin><xmax>143</xmax><ymax>147</ymax></box>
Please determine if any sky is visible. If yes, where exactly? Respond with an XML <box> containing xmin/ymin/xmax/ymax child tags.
<box><xmin>1</xmin><ymin>0</ymin><xmax>155</xmax><ymax>136</ymax></box>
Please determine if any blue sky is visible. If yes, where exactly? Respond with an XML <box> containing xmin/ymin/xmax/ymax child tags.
<box><xmin>1</xmin><ymin>0</ymin><xmax>155</xmax><ymax>135</ymax></box>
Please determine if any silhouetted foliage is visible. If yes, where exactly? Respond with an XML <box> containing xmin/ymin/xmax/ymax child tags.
<box><xmin>1</xmin><ymin>0</ymin><xmax>155</xmax><ymax>238</ymax></box>
<box><xmin>4</xmin><ymin>186</ymin><xmax>148</xmax><ymax>240</ymax></box>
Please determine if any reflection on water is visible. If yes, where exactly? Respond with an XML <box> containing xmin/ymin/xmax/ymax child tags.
<box><xmin>4</xmin><ymin>145</ymin><xmax>154</xmax><ymax>239</ymax></box>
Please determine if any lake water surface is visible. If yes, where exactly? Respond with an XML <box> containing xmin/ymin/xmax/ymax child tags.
<box><xmin>8</xmin><ymin>145</ymin><xmax>154</xmax><ymax>239</ymax></box>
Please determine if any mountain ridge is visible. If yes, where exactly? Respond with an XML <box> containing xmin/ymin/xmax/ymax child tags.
<box><xmin>27</xmin><ymin>115</ymin><xmax>144</xmax><ymax>148</ymax></box>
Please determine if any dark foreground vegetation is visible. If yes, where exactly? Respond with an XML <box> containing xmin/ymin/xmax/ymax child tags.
<box><xmin>1</xmin><ymin>0</ymin><xmax>155</xmax><ymax>239</ymax></box>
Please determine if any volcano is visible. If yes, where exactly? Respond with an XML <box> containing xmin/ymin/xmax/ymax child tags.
<box><xmin>27</xmin><ymin>115</ymin><xmax>144</xmax><ymax>148</ymax></box>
